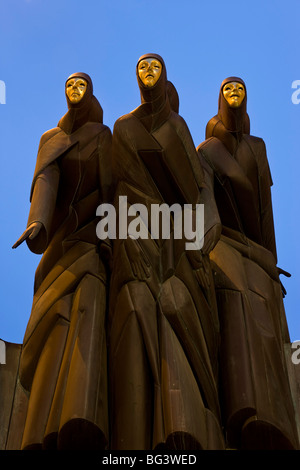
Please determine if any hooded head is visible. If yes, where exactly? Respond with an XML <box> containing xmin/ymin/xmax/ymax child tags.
<box><xmin>136</xmin><ymin>53</ymin><xmax>167</xmax><ymax>110</ymax></box>
<box><xmin>205</xmin><ymin>76</ymin><xmax>250</xmax><ymax>153</ymax></box>
<box><xmin>218</xmin><ymin>76</ymin><xmax>249</xmax><ymax>133</ymax></box>
<box><xmin>58</xmin><ymin>72</ymin><xmax>103</xmax><ymax>134</ymax></box>
<box><xmin>132</xmin><ymin>53</ymin><xmax>178</xmax><ymax>131</ymax></box>
<box><xmin>65</xmin><ymin>72</ymin><xmax>92</xmax><ymax>108</ymax></box>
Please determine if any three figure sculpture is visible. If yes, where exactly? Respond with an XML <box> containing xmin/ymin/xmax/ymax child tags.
<box><xmin>10</xmin><ymin>56</ymin><xmax>299</xmax><ymax>450</ymax></box>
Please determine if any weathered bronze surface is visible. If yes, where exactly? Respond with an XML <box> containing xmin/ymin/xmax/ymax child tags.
<box><xmin>108</xmin><ymin>53</ymin><xmax>224</xmax><ymax>450</ymax></box>
<box><xmin>2</xmin><ymin>66</ymin><xmax>299</xmax><ymax>451</ymax></box>
<box><xmin>10</xmin><ymin>72</ymin><xmax>112</xmax><ymax>450</ymax></box>
<box><xmin>0</xmin><ymin>341</ymin><xmax>23</xmax><ymax>450</ymax></box>
<box><xmin>197</xmin><ymin>76</ymin><xmax>299</xmax><ymax>449</ymax></box>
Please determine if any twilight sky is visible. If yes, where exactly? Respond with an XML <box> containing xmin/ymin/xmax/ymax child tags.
<box><xmin>1</xmin><ymin>0</ymin><xmax>299</xmax><ymax>343</ymax></box>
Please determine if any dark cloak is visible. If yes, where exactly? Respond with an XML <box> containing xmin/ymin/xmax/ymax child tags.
<box><xmin>108</xmin><ymin>54</ymin><xmax>224</xmax><ymax>450</ymax></box>
<box><xmin>8</xmin><ymin>73</ymin><xmax>112</xmax><ymax>451</ymax></box>
<box><xmin>205</xmin><ymin>76</ymin><xmax>250</xmax><ymax>156</ymax></box>
<box><xmin>197</xmin><ymin>77</ymin><xmax>299</xmax><ymax>449</ymax></box>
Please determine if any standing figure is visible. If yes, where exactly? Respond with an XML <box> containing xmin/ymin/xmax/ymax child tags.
<box><xmin>197</xmin><ymin>77</ymin><xmax>299</xmax><ymax>449</ymax></box>
<box><xmin>12</xmin><ymin>73</ymin><xmax>112</xmax><ymax>450</ymax></box>
<box><xmin>108</xmin><ymin>54</ymin><xmax>224</xmax><ymax>450</ymax></box>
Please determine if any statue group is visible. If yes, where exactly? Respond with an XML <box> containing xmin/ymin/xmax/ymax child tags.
<box><xmin>9</xmin><ymin>54</ymin><xmax>299</xmax><ymax>450</ymax></box>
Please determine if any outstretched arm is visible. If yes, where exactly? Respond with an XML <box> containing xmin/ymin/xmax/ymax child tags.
<box><xmin>12</xmin><ymin>161</ymin><xmax>60</xmax><ymax>254</ymax></box>
<box><xmin>12</xmin><ymin>221</ymin><xmax>43</xmax><ymax>249</ymax></box>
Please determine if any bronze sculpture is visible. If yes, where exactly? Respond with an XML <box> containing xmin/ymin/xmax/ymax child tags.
<box><xmin>108</xmin><ymin>54</ymin><xmax>224</xmax><ymax>450</ymax></box>
<box><xmin>5</xmin><ymin>61</ymin><xmax>298</xmax><ymax>452</ymax></box>
<box><xmin>12</xmin><ymin>73</ymin><xmax>112</xmax><ymax>450</ymax></box>
<box><xmin>197</xmin><ymin>77</ymin><xmax>299</xmax><ymax>449</ymax></box>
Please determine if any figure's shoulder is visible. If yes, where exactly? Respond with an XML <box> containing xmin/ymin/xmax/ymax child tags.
<box><xmin>95</xmin><ymin>123</ymin><xmax>112</xmax><ymax>147</ymax></box>
<box><xmin>167</xmin><ymin>110</ymin><xmax>189</xmax><ymax>130</ymax></box>
<box><xmin>165</xmin><ymin>111</ymin><xmax>197</xmax><ymax>147</ymax></box>
<box><xmin>243</xmin><ymin>134</ymin><xmax>267</xmax><ymax>154</ymax></box>
<box><xmin>115</xmin><ymin>113</ymin><xmax>135</xmax><ymax>126</ymax></box>
<box><xmin>39</xmin><ymin>127</ymin><xmax>62</xmax><ymax>147</ymax></box>
<box><xmin>197</xmin><ymin>136</ymin><xmax>225</xmax><ymax>154</ymax></box>
<box><xmin>100</xmin><ymin>123</ymin><xmax>112</xmax><ymax>138</ymax></box>
<box><xmin>82</xmin><ymin>121</ymin><xmax>111</xmax><ymax>137</ymax></box>
<box><xmin>113</xmin><ymin>113</ymin><xmax>137</xmax><ymax>136</ymax></box>
<box><xmin>196</xmin><ymin>137</ymin><xmax>231</xmax><ymax>173</ymax></box>
<box><xmin>101</xmin><ymin>123</ymin><xmax>112</xmax><ymax>134</ymax></box>
<box><xmin>243</xmin><ymin>134</ymin><xmax>265</xmax><ymax>146</ymax></box>
<box><xmin>40</xmin><ymin>127</ymin><xmax>63</xmax><ymax>143</ymax></box>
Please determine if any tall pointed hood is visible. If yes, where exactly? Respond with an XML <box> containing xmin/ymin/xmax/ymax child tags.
<box><xmin>218</xmin><ymin>76</ymin><xmax>249</xmax><ymax>133</ymax></box>
<box><xmin>132</xmin><ymin>53</ymin><xmax>173</xmax><ymax>132</ymax></box>
<box><xmin>206</xmin><ymin>76</ymin><xmax>250</xmax><ymax>154</ymax></box>
<box><xmin>58</xmin><ymin>72</ymin><xmax>103</xmax><ymax>135</ymax></box>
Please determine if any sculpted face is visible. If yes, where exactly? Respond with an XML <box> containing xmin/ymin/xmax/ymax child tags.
<box><xmin>138</xmin><ymin>58</ymin><xmax>162</xmax><ymax>88</ymax></box>
<box><xmin>222</xmin><ymin>81</ymin><xmax>245</xmax><ymax>108</ymax></box>
<box><xmin>66</xmin><ymin>77</ymin><xmax>88</xmax><ymax>103</ymax></box>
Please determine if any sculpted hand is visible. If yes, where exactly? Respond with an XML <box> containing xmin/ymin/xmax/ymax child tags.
<box><xmin>186</xmin><ymin>249</ymin><xmax>211</xmax><ymax>288</ymax></box>
<box><xmin>201</xmin><ymin>223</ymin><xmax>221</xmax><ymax>255</ymax></box>
<box><xmin>12</xmin><ymin>221</ymin><xmax>43</xmax><ymax>249</ymax></box>
<box><xmin>124</xmin><ymin>237</ymin><xmax>151</xmax><ymax>280</ymax></box>
<box><xmin>277</xmin><ymin>267</ymin><xmax>291</xmax><ymax>298</ymax></box>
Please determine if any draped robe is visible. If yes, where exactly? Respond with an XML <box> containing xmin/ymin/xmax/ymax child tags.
<box><xmin>11</xmin><ymin>78</ymin><xmax>112</xmax><ymax>450</ymax></box>
<box><xmin>108</xmin><ymin>54</ymin><xmax>224</xmax><ymax>450</ymax></box>
<box><xmin>197</xmin><ymin>123</ymin><xmax>299</xmax><ymax>450</ymax></box>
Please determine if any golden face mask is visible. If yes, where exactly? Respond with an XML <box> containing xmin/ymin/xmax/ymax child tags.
<box><xmin>138</xmin><ymin>58</ymin><xmax>162</xmax><ymax>88</ymax></box>
<box><xmin>66</xmin><ymin>77</ymin><xmax>88</xmax><ymax>103</ymax></box>
<box><xmin>222</xmin><ymin>81</ymin><xmax>245</xmax><ymax>108</ymax></box>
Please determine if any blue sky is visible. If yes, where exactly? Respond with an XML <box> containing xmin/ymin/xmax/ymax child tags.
<box><xmin>1</xmin><ymin>0</ymin><xmax>299</xmax><ymax>344</ymax></box>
